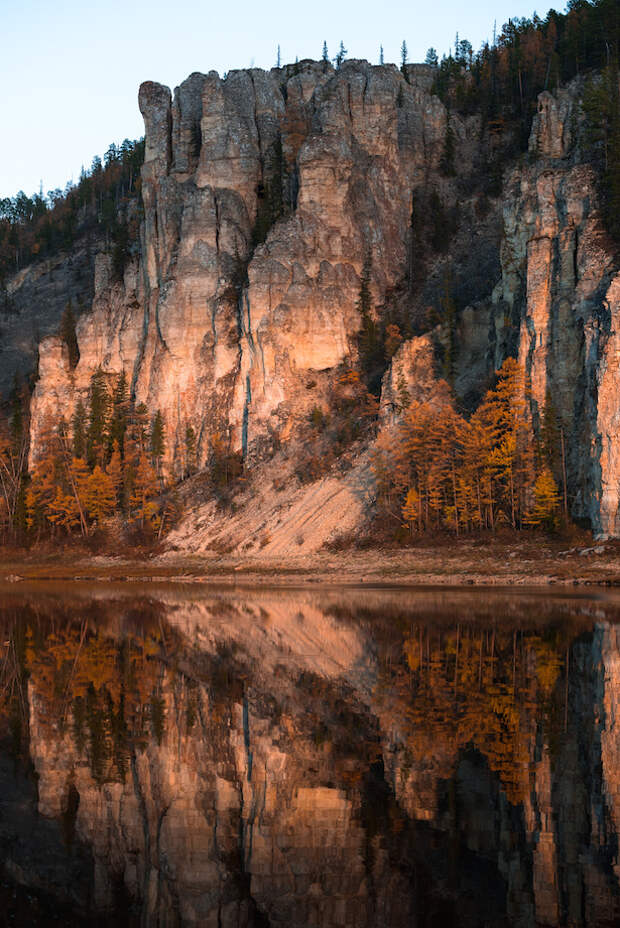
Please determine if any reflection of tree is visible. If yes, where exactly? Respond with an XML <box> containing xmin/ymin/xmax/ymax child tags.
<box><xmin>0</xmin><ymin>601</ymin><xmax>180</xmax><ymax>783</ymax></box>
<box><xmin>374</xmin><ymin>619</ymin><xmax>572</xmax><ymax>805</ymax></box>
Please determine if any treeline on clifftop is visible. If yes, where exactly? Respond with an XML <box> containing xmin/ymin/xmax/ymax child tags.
<box><xmin>0</xmin><ymin>138</ymin><xmax>145</xmax><ymax>289</ymax></box>
<box><xmin>432</xmin><ymin>0</ymin><xmax>620</xmax><ymax>239</ymax></box>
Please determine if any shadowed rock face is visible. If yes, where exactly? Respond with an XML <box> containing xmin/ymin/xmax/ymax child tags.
<box><xmin>1</xmin><ymin>586</ymin><xmax>620</xmax><ymax>926</ymax></box>
<box><xmin>24</xmin><ymin>62</ymin><xmax>620</xmax><ymax>534</ymax></box>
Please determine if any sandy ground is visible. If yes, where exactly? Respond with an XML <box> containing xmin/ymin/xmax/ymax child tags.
<box><xmin>2</xmin><ymin>538</ymin><xmax>620</xmax><ymax>587</ymax></box>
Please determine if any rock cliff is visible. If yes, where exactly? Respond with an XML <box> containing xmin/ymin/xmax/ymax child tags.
<box><xmin>23</xmin><ymin>61</ymin><xmax>620</xmax><ymax>538</ymax></box>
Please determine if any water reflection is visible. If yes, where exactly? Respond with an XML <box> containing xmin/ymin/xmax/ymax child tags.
<box><xmin>0</xmin><ymin>584</ymin><xmax>619</xmax><ymax>926</ymax></box>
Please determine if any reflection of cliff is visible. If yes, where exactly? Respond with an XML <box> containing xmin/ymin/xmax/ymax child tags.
<box><xmin>1</xmin><ymin>588</ymin><xmax>620</xmax><ymax>925</ymax></box>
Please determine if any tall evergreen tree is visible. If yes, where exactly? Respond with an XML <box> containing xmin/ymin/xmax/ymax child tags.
<box><xmin>86</xmin><ymin>369</ymin><xmax>110</xmax><ymax>468</ymax></box>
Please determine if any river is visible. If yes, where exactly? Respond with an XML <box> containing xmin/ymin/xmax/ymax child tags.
<box><xmin>0</xmin><ymin>582</ymin><xmax>618</xmax><ymax>926</ymax></box>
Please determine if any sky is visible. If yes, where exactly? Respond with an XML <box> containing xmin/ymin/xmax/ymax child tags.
<box><xmin>1</xmin><ymin>0</ymin><xmax>563</xmax><ymax>200</ymax></box>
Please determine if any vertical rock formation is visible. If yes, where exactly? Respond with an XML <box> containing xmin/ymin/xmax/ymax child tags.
<box><xmin>29</xmin><ymin>61</ymin><xmax>449</xmax><ymax>475</ymax></box>
<box><xmin>25</xmin><ymin>63</ymin><xmax>620</xmax><ymax>536</ymax></box>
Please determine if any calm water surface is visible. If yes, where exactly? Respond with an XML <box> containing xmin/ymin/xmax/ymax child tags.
<box><xmin>0</xmin><ymin>583</ymin><xmax>619</xmax><ymax>927</ymax></box>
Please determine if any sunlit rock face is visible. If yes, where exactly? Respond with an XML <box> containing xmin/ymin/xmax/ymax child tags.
<box><xmin>29</xmin><ymin>60</ymin><xmax>449</xmax><ymax>476</ymax></box>
<box><xmin>2</xmin><ymin>588</ymin><xmax>620</xmax><ymax>926</ymax></box>
<box><xmin>26</xmin><ymin>67</ymin><xmax>620</xmax><ymax>534</ymax></box>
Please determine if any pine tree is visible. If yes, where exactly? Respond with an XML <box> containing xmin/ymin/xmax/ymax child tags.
<box><xmin>322</xmin><ymin>41</ymin><xmax>329</xmax><ymax>62</ymax></box>
<box><xmin>108</xmin><ymin>371</ymin><xmax>129</xmax><ymax>457</ymax></box>
<box><xmin>130</xmin><ymin>452</ymin><xmax>159</xmax><ymax>529</ymax></box>
<box><xmin>402</xmin><ymin>486</ymin><xmax>420</xmax><ymax>535</ymax></box>
<box><xmin>150</xmin><ymin>410</ymin><xmax>165</xmax><ymax>481</ymax></box>
<box><xmin>84</xmin><ymin>465</ymin><xmax>116</xmax><ymax>524</ymax></box>
<box><xmin>425</xmin><ymin>47</ymin><xmax>438</xmax><ymax>68</ymax></box>
<box><xmin>86</xmin><ymin>369</ymin><xmax>110</xmax><ymax>468</ymax></box>
<box><xmin>401</xmin><ymin>40</ymin><xmax>408</xmax><ymax>74</ymax></box>
<box><xmin>72</xmin><ymin>399</ymin><xmax>87</xmax><ymax>459</ymax></box>
<box><xmin>131</xmin><ymin>402</ymin><xmax>149</xmax><ymax>453</ymax></box>
<box><xmin>106</xmin><ymin>441</ymin><xmax>123</xmax><ymax>509</ymax></box>
<box><xmin>336</xmin><ymin>41</ymin><xmax>347</xmax><ymax>68</ymax></box>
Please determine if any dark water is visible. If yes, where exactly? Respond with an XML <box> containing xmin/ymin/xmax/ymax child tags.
<box><xmin>0</xmin><ymin>583</ymin><xmax>620</xmax><ymax>927</ymax></box>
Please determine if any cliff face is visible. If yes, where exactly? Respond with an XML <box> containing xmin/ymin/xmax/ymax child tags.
<box><xmin>28</xmin><ymin>61</ymin><xmax>449</xmax><ymax>469</ymax></box>
<box><xmin>24</xmin><ymin>61</ymin><xmax>620</xmax><ymax>536</ymax></box>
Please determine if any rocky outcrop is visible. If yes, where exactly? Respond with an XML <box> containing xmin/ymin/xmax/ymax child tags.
<box><xmin>28</xmin><ymin>61</ymin><xmax>450</xmax><ymax>476</ymax></box>
<box><xmin>23</xmin><ymin>63</ymin><xmax>620</xmax><ymax>535</ymax></box>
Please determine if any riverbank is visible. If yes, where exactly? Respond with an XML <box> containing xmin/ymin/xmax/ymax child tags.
<box><xmin>2</xmin><ymin>537</ymin><xmax>620</xmax><ymax>587</ymax></box>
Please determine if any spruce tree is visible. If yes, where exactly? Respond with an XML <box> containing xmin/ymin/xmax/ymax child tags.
<box><xmin>150</xmin><ymin>410</ymin><xmax>166</xmax><ymax>481</ymax></box>
<box><xmin>108</xmin><ymin>371</ymin><xmax>129</xmax><ymax>456</ymax></box>
<box><xmin>401</xmin><ymin>40</ymin><xmax>408</xmax><ymax>74</ymax></box>
<box><xmin>72</xmin><ymin>399</ymin><xmax>87</xmax><ymax>459</ymax></box>
<box><xmin>86</xmin><ymin>369</ymin><xmax>110</xmax><ymax>468</ymax></box>
<box><xmin>336</xmin><ymin>41</ymin><xmax>347</xmax><ymax>68</ymax></box>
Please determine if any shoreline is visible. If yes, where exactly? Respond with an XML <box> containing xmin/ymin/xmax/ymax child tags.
<box><xmin>2</xmin><ymin>539</ymin><xmax>620</xmax><ymax>588</ymax></box>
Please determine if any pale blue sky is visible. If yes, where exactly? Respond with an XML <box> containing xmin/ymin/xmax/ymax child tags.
<box><xmin>1</xmin><ymin>0</ymin><xmax>559</xmax><ymax>199</ymax></box>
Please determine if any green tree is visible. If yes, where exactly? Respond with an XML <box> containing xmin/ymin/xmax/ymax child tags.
<box><xmin>86</xmin><ymin>370</ymin><xmax>110</xmax><ymax>468</ymax></box>
<box><xmin>150</xmin><ymin>410</ymin><xmax>165</xmax><ymax>481</ymax></box>
<box><xmin>336</xmin><ymin>41</ymin><xmax>347</xmax><ymax>68</ymax></box>
<box><xmin>401</xmin><ymin>40</ymin><xmax>408</xmax><ymax>74</ymax></box>
<box><xmin>108</xmin><ymin>371</ymin><xmax>129</xmax><ymax>456</ymax></box>
<box><xmin>72</xmin><ymin>399</ymin><xmax>87</xmax><ymax>459</ymax></box>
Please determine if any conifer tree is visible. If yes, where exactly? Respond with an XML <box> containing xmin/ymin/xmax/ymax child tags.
<box><xmin>130</xmin><ymin>452</ymin><xmax>159</xmax><ymax>529</ymax></box>
<box><xmin>72</xmin><ymin>399</ymin><xmax>87</xmax><ymax>459</ymax></box>
<box><xmin>106</xmin><ymin>441</ymin><xmax>123</xmax><ymax>509</ymax></box>
<box><xmin>336</xmin><ymin>41</ymin><xmax>347</xmax><ymax>68</ymax></box>
<box><xmin>108</xmin><ymin>371</ymin><xmax>129</xmax><ymax>457</ymax></box>
<box><xmin>150</xmin><ymin>410</ymin><xmax>165</xmax><ymax>481</ymax></box>
<box><xmin>379</xmin><ymin>45</ymin><xmax>384</xmax><ymax>65</ymax></box>
<box><xmin>401</xmin><ymin>40</ymin><xmax>408</xmax><ymax>74</ymax></box>
<box><xmin>84</xmin><ymin>465</ymin><xmax>116</xmax><ymax>524</ymax></box>
<box><xmin>525</xmin><ymin>467</ymin><xmax>560</xmax><ymax>530</ymax></box>
<box><xmin>86</xmin><ymin>369</ymin><xmax>110</xmax><ymax>468</ymax></box>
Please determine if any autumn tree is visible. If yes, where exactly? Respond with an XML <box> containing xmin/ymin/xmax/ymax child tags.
<box><xmin>84</xmin><ymin>465</ymin><xmax>116</xmax><ymax>524</ymax></box>
<box><xmin>525</xmin><ymin>466</ymin><xmax>561</xmax><ymax>530</ymax></box>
